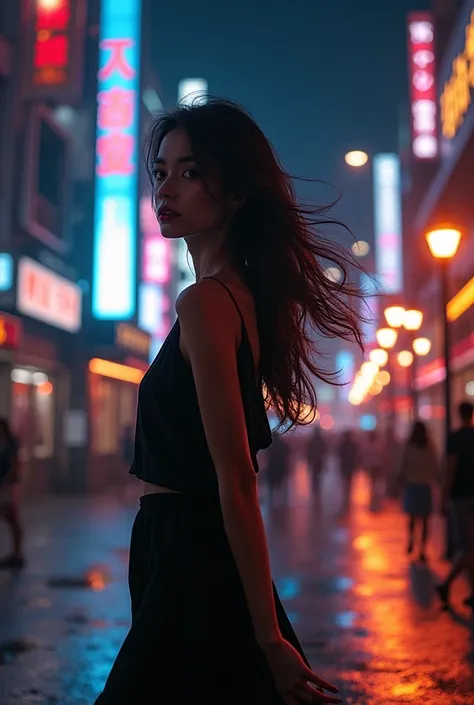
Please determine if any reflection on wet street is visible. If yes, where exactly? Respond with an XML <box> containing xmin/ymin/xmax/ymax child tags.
<box><xmin>1</xmin><ymin>462</ymin><xmax>474</xmax><ymax>704</ymax></box>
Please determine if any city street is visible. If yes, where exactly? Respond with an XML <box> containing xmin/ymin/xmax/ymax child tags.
<box><xmin>1</xmin><ymin>465</ymin><xmax>474</xmax><ymax>704</ymax></box>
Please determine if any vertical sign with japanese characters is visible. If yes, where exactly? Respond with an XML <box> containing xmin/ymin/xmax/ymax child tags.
<box><xmin>92</xmin><ymin>0</ymin><xmax>142</xmax><ymax>319</ymax></box>
<box><xmin>407</xmin><ymin>13</ymin><xmax>438</xmax><ymax>159</ymax></box>
<box><xmin>373</xmin><ymin>154</ymin><xmax>403</xmax><ymax>295</ymax></box>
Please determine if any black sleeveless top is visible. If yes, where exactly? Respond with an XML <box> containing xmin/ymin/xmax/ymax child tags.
<box><xmin>129</xmin><ymin>278</ymin><xmax>272</xmax><ymax>496</ymax></box>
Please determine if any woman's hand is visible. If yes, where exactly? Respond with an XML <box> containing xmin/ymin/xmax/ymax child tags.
<box><xmin>262</xmin><ymin>638</ymin><xmax>342</xmax><ymax>704</ymax></box>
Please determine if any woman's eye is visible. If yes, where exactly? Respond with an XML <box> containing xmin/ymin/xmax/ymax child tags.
<box><xmin>182</xmin><ymin>169</ymin><xmax>198</xmax><ymax>179</ymax></box>
<box><xmin>153</xmin><ymin>170</ymin><xmax>165</xmax><ymax>181</ymax></box>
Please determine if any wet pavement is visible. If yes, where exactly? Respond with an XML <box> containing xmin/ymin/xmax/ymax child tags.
<box><xmin>1</xmin><ymin>462</ymin><xmax>474</xmax><ymax>704</ymax></box>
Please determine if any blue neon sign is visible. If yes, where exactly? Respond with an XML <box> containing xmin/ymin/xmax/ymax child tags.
<box><xmin>92</xmin><ymin>0</ymin><xmax>141</xmax><ymax>319</ymax></box>
<box><xmin>0</xmin><ymin>254</ymin><xmax>13</xmax><ymax>292</ymax></box>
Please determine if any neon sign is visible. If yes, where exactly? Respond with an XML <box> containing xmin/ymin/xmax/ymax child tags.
<box><xmin>407</xmin><ymin>13</ymin><xmax>437</xmax><ymax>159</ymax></box>
<box><xmin>92</xmin><ymin>0</ymin><xmax>141</xmax><ymax>320</ymax></box>
<box><xmin>440</xmin><ymin>9</ymin><xmax>474</xmax><ymax>140</ymax></box>
<box><xmin>373</xmin><ymin>154</ymin><xmax>403</xmax><ymax>295</ymax></box>
<box><xmin>23</xmin><ymin>0</ymin><xmax>86</xmax><ymax>101</ymax></box>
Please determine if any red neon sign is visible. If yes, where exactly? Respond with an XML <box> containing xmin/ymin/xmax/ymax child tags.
<box><xmin>0</xmin><ymin>313</ymin><xmax>22</xmax><ymax>350</ymax></box>
<box><xmin>407</xmin><ymin>13</ymin><xmax>438</xmax><ymax>159</ymax></box>
<box><xmin>32</xmin><ymin>0</ymin><xmax>73</xmax><ymax>87</ymax></box>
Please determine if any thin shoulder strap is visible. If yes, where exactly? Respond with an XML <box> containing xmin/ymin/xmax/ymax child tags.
<box><xmin>203</xmin><ymin>277</ymin><xmax>245</xmax><ymax>330</ymax></box>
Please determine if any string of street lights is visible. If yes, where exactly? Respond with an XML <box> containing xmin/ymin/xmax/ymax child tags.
<box><xmin>348</xmin><ymin>306</ymin><xmax>432</xmax><ymax>408</ymax></box>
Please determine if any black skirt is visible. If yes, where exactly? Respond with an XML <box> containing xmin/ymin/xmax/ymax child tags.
<box><xmin>94</xmin><ymin>492</ymin><xmax>308</xmax><ymax>705</ymax></box>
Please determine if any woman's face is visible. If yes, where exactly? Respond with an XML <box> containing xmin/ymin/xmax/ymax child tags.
<box><xmin>152</xmin><ymin>128</ymin><xmax>230</xmax><ymax>240</ymax></box>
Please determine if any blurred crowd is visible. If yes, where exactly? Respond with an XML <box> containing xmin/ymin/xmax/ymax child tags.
<box><xmin>261</xmin><ymin>401</ymin><xmax>474</xmax><ymax>611</ymax></box>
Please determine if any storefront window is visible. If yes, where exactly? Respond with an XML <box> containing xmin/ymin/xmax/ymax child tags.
<box><xmin>11</xmin><ymin>367</ymin><xmax>55</xmax><ymax>461</ymax></box>
<box><xmin>90</xmin><ymin>375</ymin><xmax>118</xmax><ymax>455</ymax></box>
<box><xmin>90</xmin><ymin>374</ymin><xmax>139</xmax><ymax>457</ymax></box>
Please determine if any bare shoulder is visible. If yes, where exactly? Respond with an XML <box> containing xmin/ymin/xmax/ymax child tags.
<box><xmin>176</xmin><ymin>279</ymin><xmax>241</xmax><ymax>344</ymax></box>
<box><xmin>177</xmin><ymin>280</ymin><xmax>236</xmax><ymax>322</ymax></box>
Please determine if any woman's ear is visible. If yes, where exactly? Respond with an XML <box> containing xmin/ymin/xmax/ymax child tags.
<box><xmin>230</xmin><ymin>193</ymin><xmax>246</xmax><ymax>212</ymax></box>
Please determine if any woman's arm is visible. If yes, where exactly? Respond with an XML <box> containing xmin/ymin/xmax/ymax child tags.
<box><xmin>177</xmin><ymin>280</ymin><xmax>281</xmax><ymax>646</ymax></box>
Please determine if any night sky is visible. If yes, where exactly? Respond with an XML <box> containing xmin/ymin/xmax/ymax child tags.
<box><xmin>150</xmin><ymin>0</ymin><xmax>431</xmax><ymax>246</ymax></box>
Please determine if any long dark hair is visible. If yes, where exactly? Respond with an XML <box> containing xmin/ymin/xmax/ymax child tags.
<box><xmin>145</xmin><ymin>98</ymin><xmax>365</xmax><ymax>429</ymax></box>
<box><xmin>0</xmin><ymin>418</ymin><xmax>14</xmax><ymax>443</ymax></box>
<box><xmin>409</xmin><ymin>421</ymin><xmax>429</xmax><ymax>448</ymax></box>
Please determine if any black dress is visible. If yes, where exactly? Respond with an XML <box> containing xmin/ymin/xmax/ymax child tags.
<box><xmin>94</xmin><ymin>278</ymin><xmax>309</xmax><ymax>704</ymax></box>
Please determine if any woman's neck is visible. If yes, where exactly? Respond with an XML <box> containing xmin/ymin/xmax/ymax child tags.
<box><xmin>186</xmin><ymin>231</ymin><xmax>232</xmax><ymax>281</ymax></box>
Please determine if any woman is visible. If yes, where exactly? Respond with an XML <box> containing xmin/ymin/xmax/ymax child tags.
<box><xmin>397</xmin><ymin>420</ymin><xmax>439</xmax><ymax>562</ymax></box>
<box><xmin>94</xmin><ymin>99</ymin><xmax>364</xmax><ymax>704</ymax></box>
<box><xmin>0</xmin><ymin>418</ymin><xmax>24</xmax><ymax>569</ymax></box>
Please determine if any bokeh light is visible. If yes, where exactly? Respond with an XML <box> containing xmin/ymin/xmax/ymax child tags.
<box><xmin>345</xmin><ymin>150</ymin><xmax>369</xmax><ymax>167</ymax></box>
<box><xmin>351</xmin><ymin>240</ymin><xmax>370</xmax><ymax>257</ymax></box>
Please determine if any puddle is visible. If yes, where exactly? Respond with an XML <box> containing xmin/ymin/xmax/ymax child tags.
<box><xmin>0</xmin><ymin>638</ymin><xmax>39</xmax><ymax>665</ymax></box>
<box><xmin>48</xmin><ymin>567</ymin><xmax>110</xmax><ymax>591</ymax></box>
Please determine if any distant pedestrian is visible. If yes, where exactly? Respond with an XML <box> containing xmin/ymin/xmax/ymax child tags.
<box><xmin>306</xmin><ymin>425</ymin><xmax>327</xmax><ymax>497</ymax></box>
<box><xmin>437</xmin><ymin>402</ymin><xmax>474</xmax><ymax>609</ymax></box>
<box><xmin>397</xmin><ymin>421</ymin><xmax>440</xmax><ymax>561</ymax></box>
<box><xmin>337</xmin><ymin>430</ymin><xmax>359</xmax><ymax>514</ymax></box>
<box><xmin>0</xmin><ymin>418</ymin><xmax>24</xmax><ymax>569</ymax></box>
<box><xmin>265</xmin><ymin>432</ymin><xmax>292</xmax><ymax>505</ymax></box>
<box><xmin>363</xmin><ymin>429</ymin><xmax>386</xmax><ymax>508</ymax></box>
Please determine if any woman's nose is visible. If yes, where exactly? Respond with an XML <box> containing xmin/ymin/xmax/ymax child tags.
<box><xmin>157</xmin><ymin>176</ymin><xmax>175</xmax><ymax>200</ymax></box>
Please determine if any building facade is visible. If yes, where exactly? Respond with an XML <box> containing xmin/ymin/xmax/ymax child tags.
<box><xmin>410</xmin><ymin>0</ymin><xmax>474</xmax><ymax>447</ymax></box>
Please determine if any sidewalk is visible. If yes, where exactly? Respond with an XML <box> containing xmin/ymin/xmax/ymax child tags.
<box><xmin>0</xmin><ymin>466</ymin><xmax>473</xmax><ymax>704</ymax></box>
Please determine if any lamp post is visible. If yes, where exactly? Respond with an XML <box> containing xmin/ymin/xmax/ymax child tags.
<box><xmin>425</xmin><ymin>226</ymin><xmax>462</xmax><ymax>442</ymax></box>
<box><xmin>376</xmin><ymin>327</ymin><xmax>398</xmax><ymax>429</ymax></box>
<box><xmin>403</xmin><ymin>309</ymin><xmax>424</xmax><ymax>417</ymax></box>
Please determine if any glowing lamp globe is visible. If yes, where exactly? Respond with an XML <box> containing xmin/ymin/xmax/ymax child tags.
<box><xmin>377</xmin><ymin>370</ymin><xmax>391</xmax><ymax>386</ymax></box>
<box><xmin>413</xmin><ymin>337</ymin><xmax>431</xmax><ymax>356</ymax></box>
<box><xmin>376</xmin><ymin>327</ymin><xmax>397</xmax><ymax>349</ymax></box>
<box><xmin>384</xmin><ymin>306</ymin><xmax>406</xmax><ymax>328</ymax></box>
<box><xmin>345</xmin><ymin>150</ymin><xmax>369</xmax><ymax>168</ymax></box>
<box><xmin>403</xmin><ymin>309</ymin><xmax>423</xmax><ymax>331</ymax></box>
<box><xmin>397</xmin><ymin>350</ymin><xmax>414</xmax><ymax>368</ymax></box>
<box><xmin>351</xmin><ymin>240</ymin><xmax>370</xmax><ymax>257</ymax></box>
<box><xmin>38</xmin><ymin>0</ymin><xmax>62</xmax><ymax>8</ymax></box>
<box><xmin>426</xmin><ymin>227</ymin><xmax>461</xmax><ymax>260</ymax></box>
<box><xmin>369</xmin><ymin>348</ymin><xmax>388</xmax><ymax>367</ymax></box>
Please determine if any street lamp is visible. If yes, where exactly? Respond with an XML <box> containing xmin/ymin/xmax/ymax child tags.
<box><xmin>384</xmin><ymin>306</ymin><xmax>406</xmax><ymax>329</ymax></box>
<box><xmin>409</xmin><ymin>336</ymin><xmax>431</xmax><ymax>418</ymax></box>
<box><xmin>413</xmin><ymin>337</ymin><xmax>431</xmax><ymax>356</ymax></box>
<box><xmin>425</xmin><ymin>225</ymin><xmax>462</xmax><ymax>441</ymax></box>
<box><xmin>369</xmin><ymin>348</ymin><xmax>388</xmax><ymax>367</ymax></box>
<box><xmin>397</xmin><ymin>350</ymin><xmax>414</xmax><ymax>368</ymax></box>
<box><xmin>376</xmin><ymin>328</ymin><xmax>398</xmax><ymax>429</ymax></box>
<box><xmin>376</xmin><ymin>327</ymin><xmax>398</xmax><ymax>349</ymax></box>
<box><xmin>345</xmin><ymin>150</ymin><xmax>369</xmax><ymax>167</ymax></box>
<box><xmin>403</xmin><ymin>309</ymin><xmax>423</xmax><ymax>331</ymax></box>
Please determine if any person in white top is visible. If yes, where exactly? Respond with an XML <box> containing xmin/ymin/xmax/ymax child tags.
<box><xmin>397</xmin><ymin>420</ymin><xmax>440</xmax><ymax>562</ymax></box>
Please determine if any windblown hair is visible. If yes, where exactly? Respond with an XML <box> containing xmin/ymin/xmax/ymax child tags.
<box><xmin>408</xmin><ymin>421</ymin><xmax>429</xmax><ymax>449</ymax></box>
<box><xmin>145</xmin><ymin>98</ymin><xmax>365</xmax><ymax>429</ymax></box>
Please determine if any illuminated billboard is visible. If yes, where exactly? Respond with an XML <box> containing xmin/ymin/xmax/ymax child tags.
<box><xmin>92</xmin><ymin>0</ymin><xmax>142</xmax><ymax>320</ymax></box>
<box><xmin>407</xmin><ymin>13</ymin><xmax>437</xmax><ymax>159</ymax></box>
<box><xmin>22</xmin><ymin>0</ymin><xmax>86</xmax><ymax>102</ymax></box>
<box><xmin>175</xmin><ymin>78</ymin><xmax>207</xmax><ymax>297</ymax></box>
<box><xmin>138</xmin><ymin>197</ymin><xmax>172</xmax><ymax>349</ymax></box>
<box><xmin>373</xmin><ymin>154</ymin><xmax>403</xmax><ymax>295</ymax></box>
<box><xmin>178</xmin><ymin>78</ymin><xmax>208</xmax><ymax>105</ymax></box>
<box><xmin>440</xmin><ymin>7</ymin><xmax>474</xmax><ymax>142</ymax></box>
<box><xmin>360</xmin><ymin>272</ymin><xmax>379</xmax><ymax>345</ymax></box>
